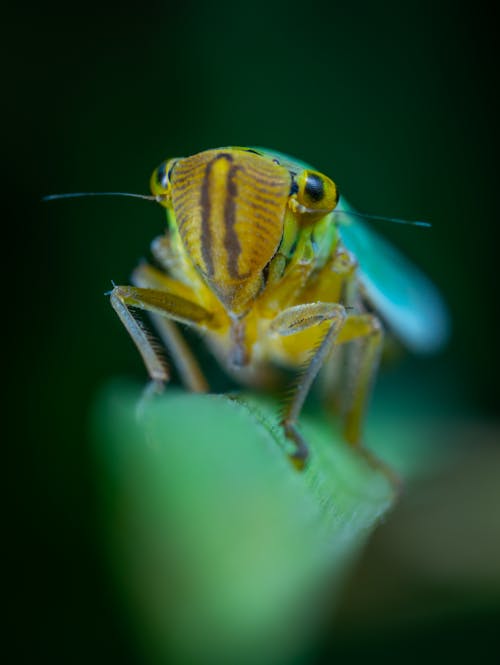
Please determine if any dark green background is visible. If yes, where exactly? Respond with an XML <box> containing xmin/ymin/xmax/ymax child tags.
<box><xmin>7</xmin><ymin>1</ymin><xmax>498</xmax><ymax>663</ymax></box>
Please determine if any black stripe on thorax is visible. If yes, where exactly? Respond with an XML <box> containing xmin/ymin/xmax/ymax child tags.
<box><xmin>224</xmin><ymin>163</ymin><xmax>249</xmax><ymax>279</ymax></box>
<box><xmin>199</xmin><ymin>154</ymin><xmax>234</xmax><ymax>275</ymax></box>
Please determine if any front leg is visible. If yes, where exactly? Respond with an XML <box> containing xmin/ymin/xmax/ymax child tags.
<box><xmin>270</xmin><ymin>303</ymin><xmax>400</xmax><ymax>492</ymax></box>
<box><xmin>132</xmin><ymin>263</ymin><xmax>209</xmax><ymax>393</ymax></box>
<box><xmin>110</xmin><ymin>284</ymin><xmax>215</xmax><ymax>392</ymax></box>
<box><xmin>270</xmin><ymin>302</ymin><xmax>347</xmax><ymax>468</ymax></box>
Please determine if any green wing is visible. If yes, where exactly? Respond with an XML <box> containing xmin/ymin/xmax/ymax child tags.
<box><xmin>337</xmin><ymin>196</ymin><xmax>450</xmax><ymax>353</ymax></box>
<box><xmin>250</xmin><ymin>148</ymin><xmax>450</xmax><ymax>353</ymax></box>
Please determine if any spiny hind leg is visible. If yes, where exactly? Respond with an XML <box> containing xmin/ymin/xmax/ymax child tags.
<box><xmin>110</xmin><ymin>282</ymin><xmax>213</xmax><ymax>397</ymax></box>
<box><xmin>269</xmin><ymin>302</ymin><xmax>347</xmax><ymax>468</ymax></box>
<box><xmin>132</xmin><ymin>264</ymin><xmax>209</xmax><ymax>393</ymax></box>
<box><xmin>335</xmin><ymin>314</ymin><xmax>383</xmax><ymax>445</ymax></box>
<box><xmin>332</xmin><ymin>314</ymin><xmax>401</xmax><ymax>493</ymax></box>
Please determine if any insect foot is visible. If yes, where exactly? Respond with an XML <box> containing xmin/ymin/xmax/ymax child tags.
<box><xmin>282</xmin><ymin>420</ymin><xmax>310</xmax><ymax>471</ymax></box>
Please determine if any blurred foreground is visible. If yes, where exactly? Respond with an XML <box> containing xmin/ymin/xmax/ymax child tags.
<box><xmin>93</xmin><ymin>384</ymin><xmax>394</xmax><ymax>665</ymax></box>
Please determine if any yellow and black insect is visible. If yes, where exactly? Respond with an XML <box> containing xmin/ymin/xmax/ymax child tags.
<box><xmin>104</xmin><ymin>147</ymin><xmax>448</xmax><ymax>477</ymax></box>
<box><xmin>46</xmin><ymin>146</ymin><xmax>448</xmax><ymax>480</ymax></box>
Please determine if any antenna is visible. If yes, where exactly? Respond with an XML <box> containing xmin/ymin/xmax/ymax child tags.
<box><xmin>333</xmin><ymin>209</ymin><xmax>431</xmax><ymax>228</ymax></box>
<box><xmin>42</xmin><ymin>192</ymin><xmax>157</xmax><ymax>202</ymax></box>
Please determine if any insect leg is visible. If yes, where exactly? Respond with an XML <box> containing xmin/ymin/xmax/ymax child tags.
<box><xmin>132</xmin><ymin>264</ymin><xmax>209</xmax><ymax>393</ymax></box>
<box><xmin>335</xmin><ymin>314</ymin><xmax>383</xmax><ymax>445</ymax></box>
<box><xmin>110</xmin><ymin>284</ymin><xmax>215</xmax><ymax>391</ymax></box>
<box><xmin>270</xmin><ymin>302</ymin><xmax>347</xmax><ymax>468</ymax></box>
<box><xmin>333</xmin><ymin>314</ymin><xmax>401</xmax><ymax>492</ymax></box>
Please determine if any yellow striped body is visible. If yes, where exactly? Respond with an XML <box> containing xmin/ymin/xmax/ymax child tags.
<box><xmin>149</xmin><ymin>147</ymin><xmax>346</xmax><ymax>375</ymax></box>
<box><xmin>170</xmin><ymin>149</ymin><xmax>291</xmax><ymax>314</ymax></box>
<box><xmin>112</xmin><ymin>145</ymin><xmax>432</xmax><ymax>476</ymax></box>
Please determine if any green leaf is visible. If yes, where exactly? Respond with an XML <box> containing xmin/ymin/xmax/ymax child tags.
<box><xmin>92</xmin><ymin>382</ymin><xmax>400</xmax><ymax>665</ymax></box>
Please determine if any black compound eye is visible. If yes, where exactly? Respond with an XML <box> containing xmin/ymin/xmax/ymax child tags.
<box><xmin>150</xmin><ymin>158</ymin><xmax>178</xmax><ymax>199</ymax></box>
<box><xmin>156</xmin><ymin>161</ymin><xmax>169</xmax><ymax>188</ymax></box>
<box><xmin>304</xmin><ymin>173</ymin><xmax>325</xmax><ymax>202</ymax></box>
<box><xmin>294</xmin><ymin>168</ymin><xmax>338</xmax><ymax>218</ymax></box>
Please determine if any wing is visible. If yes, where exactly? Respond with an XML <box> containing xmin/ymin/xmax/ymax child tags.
<box><xmin>336</xmin><ymin>196</ymin><xmax>450</xmax><ymax>354</ymax></box>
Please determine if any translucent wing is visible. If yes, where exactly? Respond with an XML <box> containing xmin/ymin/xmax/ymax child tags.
<box><xmin>336</xmin><ymin>196</ymin><xmax>450</xmax><ymax>354</ymax></box>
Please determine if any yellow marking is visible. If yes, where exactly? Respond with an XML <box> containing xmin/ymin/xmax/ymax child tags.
<box><xmin>171</xmin><ymin>148</ymin><xmax>291</xmax><ymax>312</ymax></box>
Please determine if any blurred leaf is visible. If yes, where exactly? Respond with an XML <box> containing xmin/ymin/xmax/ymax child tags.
<box><xmin>93</xmin><ymin>382</ymin><xmax>401</xmax><ymax>665</ymax></box>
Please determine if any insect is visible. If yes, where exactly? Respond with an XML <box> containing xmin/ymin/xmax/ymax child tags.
<box><xmin>48</xmin><ymin>147</ymin><xmax>449</xmax><ymax>483</ymax></box>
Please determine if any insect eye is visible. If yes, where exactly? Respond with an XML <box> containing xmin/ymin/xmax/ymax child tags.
<box><xmin>294</xmin><ymin>169</ymin><xmax>339</xmax><ymax>216</ymax></box>
<box><xmin>150</xmin><ymin>158</ymin><xmax>177</xmax><ymax>202</ymax></box>
<box><xmin>156</xmin><ymin>161</ymin><xmax>169</xmax><ymax>187</ymax></box>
